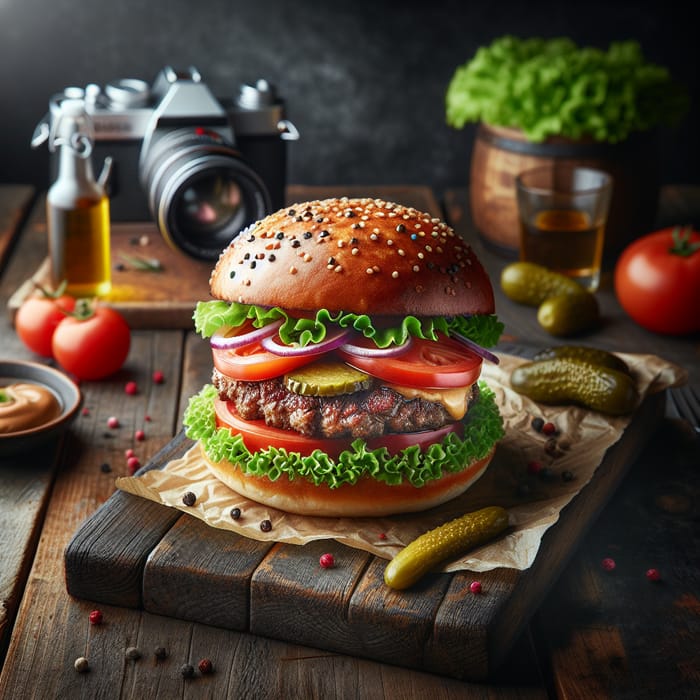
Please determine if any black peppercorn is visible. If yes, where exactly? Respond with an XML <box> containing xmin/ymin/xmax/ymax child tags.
<box><xmin>396</xmin><ymin>223</ymin><xmax>406</xmax><ymax>233</ymax></box>
<box><xmin>260</xmin><ymin>519</ymin><xmax>272</xmax><ymax>532</ymax></box>
<box><xmin>531</xmin><ymin>417</ymin><xmax>545</xmax><ymax>433</ymax></box>
<box><xmin>230</xmin><ymin>507</ymin><xmax>241</xmax><ymax>520</ymax></box>
<box><xmin>182</xmin><ymin>491</ymin><xmax>197</xmax><ymax>506</ymax></box>
<box><xmin>181</xmin><ymin>663</ymin><xmax>195</xmax><ymax>678</ymax></box>
<box><xmin>154</xmin><ymin>646</ymin><xmax>168</xmax><ymax>661</ymax></box>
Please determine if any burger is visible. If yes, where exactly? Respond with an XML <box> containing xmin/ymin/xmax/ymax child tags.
<box><xmin>184</xmin><ymin>197</ymin><xmax>504</xmax><ymax>517</ymax></box>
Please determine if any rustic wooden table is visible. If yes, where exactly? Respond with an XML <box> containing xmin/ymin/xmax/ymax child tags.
<box><xmin>0</xmin><ymin>183</ymin><xmax>698</xmax><ymax>699</ymax></box>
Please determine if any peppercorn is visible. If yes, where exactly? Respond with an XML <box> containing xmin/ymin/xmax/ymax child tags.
<box><xmin>542</xmin><ymin>421</ymin><xmax>557</xmax><ymax>436</ymax></box>
<box><xmin>319</xmin><ymin>553</ymin><xmax>335</xmax><ymax>569</ymax></box>
<box><xmin>88</xmin><ymin>609</ymin><xmax>103</xmax><ymax>625</ymax></box>
<box><xmin>538</xmin><ymin>466</ymin><xmax>556</xmax><ymax>482</ymax></box>
<box><xmin>646</xmin><ymin>568</ymin><xmax>662</xmax><ymax>582</ymax></box>
<box><xmin>127</xmin><ymin>457</ymin><xmax>141</xmax><ymax>475</ymax></box>
<box><xmin>527</xmin><ymin>460</ymin><xmax>542</xmax><ymax>474</ymax></box>
<box><xmin>260</xmin><ymin>519</ymin><xmax>272</xmax><ymax>532</ymax></box>
<box><xmin>154</xmin><ymin>646</ymin><xmax>168</xmax><ymax>661</ymax></box>
<box><xmin>152</xmin><ymin>370</ymin><xmax>165</xmax><ymax>384</ymax></box>
<box><xmin>135</xmin><ymin>429</ymin><xmax>146</xmax><ymax>442</ymax></box>
<box><xmin>469</xmin><ymin>581</ymin><xmax>482</xmax><ymax>594</ymax></box>
<box><xmin>182</xmin><ymin>491</ymin><xmax>197</xmax><ymax>507</ymax></box>
<box><xmin>230</xmin><ymin>507</ymin><xmax>241</xmax><ymax>520</ymax></box>
<box><xmin>601</xmin><ymin>557</ymin><xmax>616</xmax><ymax>571</ymax></box>
<box><xmin>125</xmin><ymin>646</ymin><xmax>141</xmax><ymax>661</ymax></box>
<box><xmin>100</xmin><ymin>462</ymin><xmax>111</xmax><ymax>473</ymax></box>
<box><xmin>74</xmin><ymin>656</ymin><xmax>89</xmax><ymax>673</ymax></box>
<box><xmin>180</xmin><ymin>663</ymin><xmax>195</xmax><ymax>678</ymax></box>
<box><xmin>198</xmin><ymin>658</ymin><xmax>214</xmax><ymax>674</ymax></box>
<box><xmin>562</xmin><ymin>470</ymin><xmax>575</xmax><ymax>482</ymax></box>
<box><xmin>125</xmin><ymin>381</ymin><xmax>138</xmax><ymax>395</ymax></box>
<box><xmin>530</xmin><ymin>417</ymin><xmax>545</xmax><ymax>433</ymax></box>
<box><xmin>107</xmin><ymin>416</ymin><xmax>120</xmax><ymax>429</ymax></box>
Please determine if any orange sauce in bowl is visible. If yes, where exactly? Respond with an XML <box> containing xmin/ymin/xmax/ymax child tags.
<box><xmin>0</xmin><ymin>383</ymin><xmax>62</xmax><ymax>433</ymax></box>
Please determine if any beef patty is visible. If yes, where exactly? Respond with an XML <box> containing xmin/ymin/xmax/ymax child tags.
<box><xmin>212</xmin><ymin>368</ymin><xmax>478</xmax><ymax>440</ymax></box>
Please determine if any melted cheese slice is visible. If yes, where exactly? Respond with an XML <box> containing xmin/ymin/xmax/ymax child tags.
<box><xmin>385</xmin><ymin>383</ymin><xmax>471</xmax><ymax>420</ymax></box>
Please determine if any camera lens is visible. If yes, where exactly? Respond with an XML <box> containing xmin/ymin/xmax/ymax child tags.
<box><xmin>140</xmin><ymin>128</ymin><xmax>271</xmax><ymax>260</ymax></box>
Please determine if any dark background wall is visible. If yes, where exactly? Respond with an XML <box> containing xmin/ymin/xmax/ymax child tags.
<box><xmin>0</xmin><ymin>0</ymin><xmax>696</xmax><ymax>198</ymax></box>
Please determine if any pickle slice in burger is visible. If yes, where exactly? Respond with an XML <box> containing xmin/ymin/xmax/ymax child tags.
<box><xmin>184</xmin><ymin>197</ymin><xmax>504</xmax><ymax>517</ymax></box>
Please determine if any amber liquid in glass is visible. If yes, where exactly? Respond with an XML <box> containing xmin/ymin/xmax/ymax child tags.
<box><xmin>519</xmin><ymin>208</ymin><xmax>604</xmax><ymax>290</ymax></box>
<box><xmin>48</xmin><ymin>196</ymin><xmax>112</xmax><ymax>297</ymax></box>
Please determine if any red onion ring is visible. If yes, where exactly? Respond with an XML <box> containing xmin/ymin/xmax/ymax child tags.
<box><xmin>261</xmin><ymin>327</ymin><xmax>354</xmax><ymax>357</ymax></box>
<box><xmin>339</xmin><ymin>335</ymin><xmax>413</xmax><ymax>357</ymax></box>
<box><xmin>210</xmin><ymin>319</ymin><xmax>283</xmax><ymax>350</ymax></box>
<box><xmin>450</xmin><ymin>332</ymin><xmax>500</xmax><ymax>364</ymax></box>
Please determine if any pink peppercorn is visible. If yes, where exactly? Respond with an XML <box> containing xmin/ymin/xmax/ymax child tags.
<box><xmin>81</xmin><ymin>407</ymin><xmax>90</xmax><ymax>416</ymax></box>
<box><xmin>469</xmin><ymin>581</ymin><xmax>483</xmax><ymax>594</ymax></box>
<box><xmin>646</xmin><ymin>568</ymin><xmax>661</xmax><ymax>582</ymax></box>
<box><xmin>198</xmin><ymin>658</ymin><xmax>214</xmax><ymax>674</ymax></box>
<box><xmin>319</xmin><ymin>553</ymin><xmax>335</xmax><ymax>569</ymax></box>
<box><xmin>107</xmin><ymin>416</ymin><xmax>120</xmax><ymax>429</ymax></box>
<box><xmin>127</xmin><ymin>457</ymin><xmax>141</xmax><ymax>475</ymax></box>
<box><xmin>601</xmin><ymin>557</ymin><xmax>616</xmax><ymax>571</ymax></box>
<box><xmin>378</xmin><ymin>532</ymin><xmax>387</xmax><ymax>540</ymax></box>
<box><xmin>89</xmin><ymin>609</ymin><xmax>103</xmax><ymax>625</ymax></box>
<box><xmin>135</xmin><ymin>429</ymin><xmax>145</xmax><ymax>442</ymax></box>
<box><xmin>527</xmin><ymin>460</ymin><xmax>542</xmax><ymax>474</ymax></box>
<box><xmin>125</xmin><ymin>381</ymin><xmax>138</xmax><ymax>395</ymax></box>
<box><xmin>152</xmin><ymin>370</ymin><xmax>165</xmax><ymax>384</ymax></box>
<box><xmin>125</xmin><ymin>448</ymin><xmax>135</xmax><ymax>459</ymax></box>
<box><xmin>542</xmin><ymin>422</ymin><xmax>557</xmax><ymax>436</ymax></box>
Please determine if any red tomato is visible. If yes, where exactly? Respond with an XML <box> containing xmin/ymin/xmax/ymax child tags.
<box><xmin>52</xmin><ymin>306</ymin><xmax>131</xmax><ymax>380</ymax></box>
<box><xmin>212</xmin><ymin>341</ymin><xmax>317</xmax><ymax>381</ymax></box>
<box><xmin>614</xmin><ymin>225</ymin><xmax>700</xmax><ymax>335</ymax></box>
<box><xmin>15</xmin><ymin>293</ymin><xmax>76</xmax><ymax>357</ymax></box>
<box><xmin>336</xmin><ymin>335</ymin><xmax>483</xmax><ymax>388</ymax></box>
<box><xmin>214</xmin><ymin>398</ymin><xmax>461</xmax><ymax>458</ymax></box>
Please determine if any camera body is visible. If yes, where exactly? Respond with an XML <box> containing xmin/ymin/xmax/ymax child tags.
<box><xmin>40</xmin><ymin>67</ymin><xmax>298</xmax><ymax>259</ymax></box>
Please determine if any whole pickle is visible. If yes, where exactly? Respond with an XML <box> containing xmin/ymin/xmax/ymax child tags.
<box><xmin>537</xmin><ymin>293</ymin><xmax>599</xmax><ymax>336</ymax></box>
<box><xmin>533</xmin><ymin>346</ymin><xmax>630</xmax><ymax>374</ymax></box>
<box><xmin>500</xmin><ymin>262</ymin><xmax>585</xmax><ymax>306</ymax></box>
<box><xmin>510</xmin><ymin>357</ymin><xmax>639</xmax><ymax>415</ymax></box>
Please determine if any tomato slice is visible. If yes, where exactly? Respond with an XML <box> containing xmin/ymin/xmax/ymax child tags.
<box><xmin>214</xmin><ymin>398</ymin><xmax>462</xmax><ymax>458</ymax></box>
<box><xmin>212</xmin><ymin>340</ymin><xmax>317</xmax><ymax>381</ymax></box>
<box><xmin>336</xmin><ymin>335</ymin><xmax>482</xmax><ymax>388</ymax></box>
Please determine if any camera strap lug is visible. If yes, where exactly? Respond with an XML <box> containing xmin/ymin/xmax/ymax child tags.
<box><xmin>278</xmin><ymin>119</ymin><xmax>300</xmax><ymax>141</ymax></box>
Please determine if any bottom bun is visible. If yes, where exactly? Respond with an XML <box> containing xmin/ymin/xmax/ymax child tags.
<box><xmin>200</xmin><ymin>443</ymin><xmax>496</xmax><ymax>517</ymax></box>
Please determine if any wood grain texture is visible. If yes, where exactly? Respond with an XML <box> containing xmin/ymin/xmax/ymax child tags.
<box><xmin>0</xmin><ymin>184</ymin><xmax>34</xmax><ymax>274</ymax></box>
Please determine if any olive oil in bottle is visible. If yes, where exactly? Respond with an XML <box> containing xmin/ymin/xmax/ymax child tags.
<box><xmin>47</xmin><ymin>98</ymin><xmax>112</xmax><ymax>297</ymax></box>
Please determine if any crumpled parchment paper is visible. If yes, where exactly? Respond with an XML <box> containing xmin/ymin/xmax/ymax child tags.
<box><xmin>117</xmin><ymin>352</ymin><xmax>685</xmax><ymax>572</ymax></box>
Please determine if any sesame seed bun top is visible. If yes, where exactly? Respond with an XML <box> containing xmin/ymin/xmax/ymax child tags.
<box><xmin>209</xmin><ymin>197</ymin><xmax>495</xmax><ymax>317</ymax></box>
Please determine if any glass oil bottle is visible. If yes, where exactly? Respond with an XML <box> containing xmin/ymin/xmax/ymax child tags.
<box><xmin>47</xmin><ymin>98</ymin><xmax>112</xmax><ymax>297</ymax></box>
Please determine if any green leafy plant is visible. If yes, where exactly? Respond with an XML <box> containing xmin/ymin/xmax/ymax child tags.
<box><xmin>446</xmin><ymin>36</ymin><xmax>689</xmax><ymax>143</ymax></box>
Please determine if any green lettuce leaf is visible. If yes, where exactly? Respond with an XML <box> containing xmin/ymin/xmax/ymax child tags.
<box><xmin>183</xmin><ymin>382</ymin><xmax>504</xmax><ymax>489</ymax></box>
<box><xmin>193</xmin><ymin>300</ymin><xmax>503</xmax><ymax>348</ymax></box>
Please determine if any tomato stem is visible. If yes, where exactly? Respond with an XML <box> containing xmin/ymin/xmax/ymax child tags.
<box><xmin>69</xmin><ymin>297</ymin><xmax>98</xmax><ymax>321</ymax></box>
<box><xmin>33</xmin><ymin>279</ymin><xmax>68</xmax><ymax>299</ymax></box>
<box><xmin>669</xmin><ymin>225</ymin><xmax>700</xmax><ymax>257</ymax></box>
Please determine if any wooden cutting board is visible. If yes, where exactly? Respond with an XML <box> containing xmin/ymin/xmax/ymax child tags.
<box><xmin>64</xmin><ymin>392</ymin><xmax>664</xmax><ymax>681</ymax></box>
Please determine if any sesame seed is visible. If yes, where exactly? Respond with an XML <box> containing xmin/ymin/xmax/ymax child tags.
<box><xmin>334</xmin><ymin>265</ymin><xmax>343</xmax><ymax>273</ymax></box>
<box><xmin>392</xmin><ymin>271</ymin><xmax>399</xmax><ymax>279</ymax></box>
<box><xmin>351</xmin><ymin>247</ymin><xmax>359</xmax><ymax>256</ymax></box>
<box><xmin>413</xmin><ymin>265</ymin><xmax>420</xmax><ymax>272</ymax></box>
<box><xmin>337</xmin><ymin>240</ymin><xmax>345</xmax><ymax>248</ymax></box>
<box><xmin>303</xmin><ymin>253</ymin><xmax>312</xmax><ymax>262</ymax></box>
<box><xmin>418</xmin><ymin>252</ymin><xmax>424</xmax><ymax>259</ymax></box>
<box><xmin>387</xmin><ymin>239</ymin><xmax>393</xmax><ymax>246</ymax></box>
<box><xmin>398</xmin><ymin>249</ymin><xmax>405</xmax><ymax>256</ymax></box>
<box><xmin>289</xmin><ymin>266</ymin><xmax>297</xmax><ymax>274</ymax></box>
<box><xmin>366</xmin><ymin>267</ymin><xmax>374</xmax><ymax>274</ymax></box>
<box><xmin>370</xmin><ymin>233</ymin><xmax>378</xmax><ymax>241</ymax></box>
<box><xmin>373</xmin><ymin>265</ymin><xmax>380</xmax><ymax>272</ymax></box>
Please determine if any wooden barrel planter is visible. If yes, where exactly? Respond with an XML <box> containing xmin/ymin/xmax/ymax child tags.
<box><xmin>469</xmin><ymin>123</ymin><xmax>661</xmax><ymax>264</ymax></box>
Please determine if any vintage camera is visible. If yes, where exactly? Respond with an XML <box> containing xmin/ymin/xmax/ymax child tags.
<box><xmin>35</xmin><ymin>67</ymin><xmax>299</xmax><ymax>260</ymax></box>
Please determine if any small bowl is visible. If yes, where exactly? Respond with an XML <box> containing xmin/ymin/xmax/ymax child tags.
<box><xmin>0</xmin><ymin>359</ymin><xmax>82</xmax><ymax>457</ymax></box>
